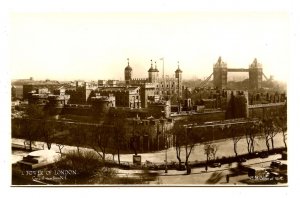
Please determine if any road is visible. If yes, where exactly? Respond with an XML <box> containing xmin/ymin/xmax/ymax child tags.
<box><xmin>116</xmin><ymin>153</ymin><xmax>286</xmax><ymax>185</ymax></box>
<box><xmin>12</xmin><ymin>133</ymin><xmax>285</xmax><ymax>164</ymax></box>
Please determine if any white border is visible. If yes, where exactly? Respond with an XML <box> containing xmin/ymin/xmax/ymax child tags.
<box><xmin>1</xmin><ymin>0</ymin><xmax>298</xmax><ymax>197</ymax></box>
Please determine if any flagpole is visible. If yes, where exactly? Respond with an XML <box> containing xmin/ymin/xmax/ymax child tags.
<box><xmin>160</xmin><ymin>58</ymin><xmax>165</xmax><ymax>96</ymax></box>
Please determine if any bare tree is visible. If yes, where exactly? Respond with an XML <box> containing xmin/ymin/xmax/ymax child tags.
<box><xmin>262</xmin><ymin>119</ymin><xmax>277</xmax><ymax>152</ymax></box>
<box><xmin>111</xmin><ymin>111</ymin><xmax>128</xmax><ymax>164</ymax></box>
<box><xmin>40</xmin><ymin>119</ymin><xmax>56</xmax><ymax>150</ymax></box>
<box><xmin>70</xmin><ymin>124</ymin><xmax>87</xmax><ymax>154</ymax></box>
<box><xmin>245</xmin><ymin>122</ymin><xmax>259</xmax><ymax>154</ymax></box>
<box><xmin>129</xmin><ymin>119</ymin><xmax>142</xmax><ymax>156</ymax></box>
<box><xmin>91</xmin><ymin>124</ymin><xmax>111</xmax><ymax>163</ymax></box>
<box><xmin>204</xmin><ymin>143</ymin><xmax>218</xmax><ymax>170</ymax></box>
<box><xmin>22</xmin><ymin>104</ymin><xmax>45</xmax><ymax>151</ymax></box>
<box><xmin>171</xmin><ymin>123</ymin><xmax>185</xmax><ymax>170</ymax></box>
<box><xmin>184</xmin><ymin>127</ymin><xmax>196</xmax><ymax>171</ymax></box>
<box><xmin>56</xmin><ymin>143</ymin><xmax>65</xmax><ymax>156</ymax></box>
<box><xmin>227</xmin><ymin>124</ymin><xmax>243</xmax><ymax>157</ymax></box>
<box><xmin>275</xmin><ymin>116</ymin><xmax>287</xmax><ymax>148</ymax></box>
<box><xmin>21</xmin><ymin>118</ymin><xmax>40</xmax><ymax>151</ymax></box>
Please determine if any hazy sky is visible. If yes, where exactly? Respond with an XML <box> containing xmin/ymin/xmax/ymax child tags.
<box><xmin>9</xmin><ymin>6</ymin><xmax>291</xmax><ymax>82</ymax></box>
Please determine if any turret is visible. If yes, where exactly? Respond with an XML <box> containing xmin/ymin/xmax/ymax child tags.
<box><xmin>175</xmin><ymin>61</ymin><xmax>183</xmax><ymax>98</ymax></box>
<box><xmin>124</xmin><ymin>58</ymin><xmax>132</xmax><ymax>84</ymax></box>
<box><xmin>148</xmin><ymin>60</ymin><xmax>157</xmax><ymax>83</ymax></box>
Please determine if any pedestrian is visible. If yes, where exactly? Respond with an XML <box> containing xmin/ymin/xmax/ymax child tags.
<box><xmin>226</xmin><ymin>175</ymin><xmax>230</xmax><ymax>183</ymax></box>
<box><xmin>205</xmin><ymin>165</ymin><xmax>208</xmax><ymax>172</ymax></box>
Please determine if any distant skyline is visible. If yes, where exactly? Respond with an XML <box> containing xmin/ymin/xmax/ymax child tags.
<box><xmin>10</xmin><ymin>11</ymin><xmax>290</xmax><ymax>82</ymax></box>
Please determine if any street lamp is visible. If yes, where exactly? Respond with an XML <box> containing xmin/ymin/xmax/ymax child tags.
<box><xmin>165</xmin><ymin>136</ymin><xmax>168</xmax><ymax>173</ymax></box>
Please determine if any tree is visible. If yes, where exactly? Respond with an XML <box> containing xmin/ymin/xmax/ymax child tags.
<box><xmin>91</xmin><ymin>124</ymin><xmax>111</xmax><ymax>163</ymax></box>
<box><xmin>22</xmin><ymin>104</ymin><xmax>45</xmax><ymax>151</ymax></box>
<box><xmin>40</xmin><ymin>119</ymin><xmax>56</xmax><ymax>150</ymax></box>
<box><xmin>111</xmin><ymin>111</ymin><xmax>128</xmax><ymax>164</ymax></box>
<box><xmin>21</xmin><ymin>118</ymin><xmax>40</xmax><ymax>151</ymax></box>
<box><xmin>70</xmin><ymin>124</ymin><xmax>87</xmax><ymax>154</ymax></box>
<box><xmin>245</xmin><ymin>122</ymin><xmax>259</xmax><ymax>154</ymax></box>
<box><xmin>204</xmin><ymin>143</ymin><xmax>218</xmax><ymax>170</ymax></box>
<box><xmin>275</xmin><ymin>116</ymin><xmax>287</xmax><ymax>148</ymax></box>
<box><xmin>227</xmin><ymin>124</ymin><xmax>243</xmax><ymax>157</ymax></box>
<box><xmin>184</xmin><ymin>127</ymin><xmax>196</xmax><ymax>173</ymax></box>
<box><xmin>261</xmin><ymin>119</ymin><xmax>278</xmax><ymax>151</ymax></box>
<box><xmin>129</xmin><ymin>119</ymin><xmax>142</xmax><ymax>155</ymax></box>
<box><xmin>171</xmin><ymin>122</ymin><xmax>185</xmax><ymax>170</ymax></box>
<box><xmin>56</xmin><ymin>143</ymin><xmax>65</xmax><ymax>156</ymax></box>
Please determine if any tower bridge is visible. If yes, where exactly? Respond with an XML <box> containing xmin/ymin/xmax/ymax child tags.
<box><xmin>200</xmin><ymin>57</ymin><xmax>269</xmax><ymax>90</ymax></box>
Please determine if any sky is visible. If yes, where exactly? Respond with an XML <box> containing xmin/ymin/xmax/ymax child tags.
<box><xmin>9</xmin><ymin>1</ymin><xmax>291</xmax><ymax>82</ymax></box>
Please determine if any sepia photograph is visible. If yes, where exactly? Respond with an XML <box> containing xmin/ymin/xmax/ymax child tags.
<box><xmin>5</xmin><ymin>0</ymin><xmax>293</xmax><ymax>188</ymax></box>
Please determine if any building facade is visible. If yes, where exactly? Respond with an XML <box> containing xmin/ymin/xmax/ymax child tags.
<box><xmin>125</xmin><ymin>59</ymin><xmax>184</xmax><ymax>100</ymax></box>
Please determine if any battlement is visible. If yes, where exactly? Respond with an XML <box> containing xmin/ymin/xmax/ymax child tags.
<box><xmin>65</xmin><ymin>104</ymin><xmax>92</xmax><ymax>108</ymax></box>
<box><xmin>48</xmin><ymin>94</ymin><xmax>69</xmax><ymax>101</ymax></box>
<box><xmin>149</xmin><ymin>100</ymin><xmax>170</xmax><ymax>106</ymax></box>
<box><xmin>91</xmin><ymin>94</ymin><xmax>115</xmax><ymax>102</ymax></box>
<box><xmin>131</xmin><ymin>78</ymin><xmax>149</xmax><ymax>83</ymax></box>
<box><xmin>29</xmin><ymin>93</ymin><xmax>48</xmax><ymax>99</ymax></box>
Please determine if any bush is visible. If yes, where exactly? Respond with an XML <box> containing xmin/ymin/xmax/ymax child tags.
<box><xmin>55</xmin><ymin>150</ymin><xmax>102</xmax><ymax>178</ymax></box>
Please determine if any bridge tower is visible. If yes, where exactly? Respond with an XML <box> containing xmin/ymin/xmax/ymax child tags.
<box><xmin>248</xmin><ymin>58</ymin><xmax>263</xmax><ymax>90</ymax></box>
<box><xmin>213</xmin><ymin>57</ymin><xmax>228</xmax><ymax>89</ymax></box>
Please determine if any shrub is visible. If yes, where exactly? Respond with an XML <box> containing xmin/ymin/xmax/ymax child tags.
<box><xmin>55</xmin><ymin>150</ymin><xmax>102</xmax><ymax>178</ymax></box>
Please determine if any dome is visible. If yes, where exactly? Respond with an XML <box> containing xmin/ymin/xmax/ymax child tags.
<box><xmin>175</xmin><ymin>68</ymin><xmax>182</xmax><ymax>73</ymax></box>
<box><xmin>148</xmin><ymin>67</ymin><xmax>156</xmax><ymax>72</ymax></box>
<box><xmin>148</xmin><ymin>60</ymin><xmax>156</xmax><ymax>72</ymax></box>
<box><xmin>125</xmin><ymin>58</ymin><xmax>132</xmax><ymax>71</ymax></box>
<box><xmin>125</xmin><ymin>65</ymin><xmax>132</xmax><ymax>71</ymax></box>
<box><xmin>175</xmin><ymin>62</ymin><xmax>182</xmax><ymax>73</ymax></box>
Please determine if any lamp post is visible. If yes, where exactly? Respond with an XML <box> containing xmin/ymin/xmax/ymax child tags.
<box><xmin>160</xmin><ymin>115</ymin><xmax>168</xmax><ymax>173</ymax></box>
<box><xmin>165</xmin><ymin>136</ymin><xmax>168</xmax><ymax>173</ymax></box>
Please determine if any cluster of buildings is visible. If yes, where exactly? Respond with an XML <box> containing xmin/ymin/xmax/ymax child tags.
<box><xmin>11</xmin><ymin>57</ymin><xmax>287</xmax><ymax>153</ymax></box>
<box><xmin>15</xmin><ymin>59</ymin><xmax>184</xmax><ymax>120</ymax></box>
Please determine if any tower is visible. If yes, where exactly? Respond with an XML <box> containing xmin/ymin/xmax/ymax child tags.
<box><xmin>175</xmin><ymin>61</ymin><xmax>183</xmax><ymax>98</ymax></box>
<box><xmin>124</xmin><ymin>58</ymin><xmax>132</xmax><ymax>85</ymax></box>
<box><xmin>213</xmin><ymin>56</ymin><xmax>228</xmax><ymax>90</ymax></box>
<box><xmin>148</xmin><ymin>60</ymin><xmax>156</xmax><ymax>83</ymax></box>
<box><xmin>249</xmin><ymin>58</ymin><xmax>263</xmax><ymax>90</ymax></box>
